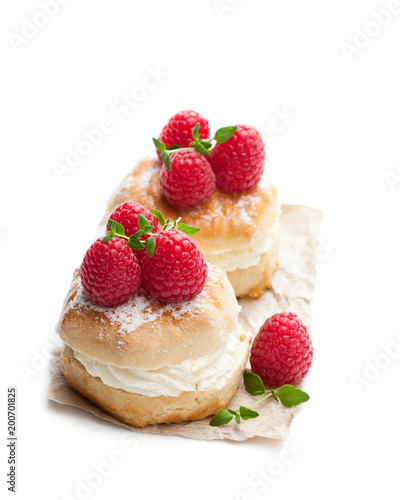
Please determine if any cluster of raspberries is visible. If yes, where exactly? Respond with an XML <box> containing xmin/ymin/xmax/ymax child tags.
<box><xmin>80</xmin><ymin>201</ymin><xmax>208</xmax><ymax>307</ymax></box>
<box><xmin>156</xmin><ymin>109</ymin><xmax>266</xmax><ymax>209</ymax></box>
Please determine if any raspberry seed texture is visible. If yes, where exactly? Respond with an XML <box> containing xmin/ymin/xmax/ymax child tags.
<box><xmin>250</xmin><ymin>312</ymin><xmax>313</xmax><ymax>387</ymax></box>
<box><xmin>140</xmin><ymin>229</ymin><xmax>207</xmax><ymax>303</ymax></box>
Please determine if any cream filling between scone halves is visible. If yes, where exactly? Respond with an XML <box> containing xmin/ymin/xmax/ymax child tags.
<box><xmin>204</xmin><ymin>221</ymin><xmax>279</xmax><ymax>272</ymax></box>
<box><xmin>73</xmin><ymin>324</ymin><xmax>243</xmax><ymax>397</ymax></box>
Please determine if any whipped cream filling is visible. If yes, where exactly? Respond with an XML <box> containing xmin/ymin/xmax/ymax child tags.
<box><xmin>205</xmin><ymin>221</ymin><xmax>279</xmax><ymax>272</ymax></box>
<box><xmin>73</xmin><ymin>324</ymin><xmax>243</xmax><ymax>397</ymax></box>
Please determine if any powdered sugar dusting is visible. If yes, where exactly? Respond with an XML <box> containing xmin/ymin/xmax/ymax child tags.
<box><xmin>66</xmin><ymin>264</ymin><xmax>221</xmax><ymax>336</ymax></box>
<box><xmin>235</xmin><ymin>195</ymin><xmax>256</xmax><ymax>224</ymax></box>
<box><xmin>126</xmin><ymin>160</ymin><xmax>159</xmax><ymax>190</ymax></box>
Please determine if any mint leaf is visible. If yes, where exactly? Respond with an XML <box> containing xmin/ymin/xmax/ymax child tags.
<box><xmin>239</xmin><ymin>406</ymin><xmax>259</xmax><ymax>420</ymax></box>
<box><xmin>209</xmin><ymin>409</ymin><xmax>233</xmax><ymax>426</ymax></box>
<box><xmin>277</xmin><ymin>385</ymin><xmax>310</xmax><ymax>408</ymax></box>
<box><xmin>108</xmin><ymin>219</ymin><xmax>126</xmax><ymax>236</ymax></box>
<box><xmin>214</xmin><ymin>126</ymin><xmax>237</xmax><ymax>143</ymax></box>
<box><xmin>150</xmin><ymin>209</ymin><xmax>166</xmax><ymax>227</ymax></box>
<box><xmin>201</xmin><ymin>140</ymin><xmax>213</xmax><ymax>150</ymax></box>
<box><xmin>114</xmin><ymin>222</ymin><xmax>125</xmax><ymax>235</ymax></box>
<box><xmin>152</xmin><ymin>138</ymin><xmax>166</xmax><ymax>152</ymax></box>
<box><xmin>194</xmin><ymin>142</ymin><xmax>210</xmax><ymax>156</ymax></box>
<box><xmin>235</xmin><ymin>413</ymin><xmax>241</xmax><ymax>424</ymax></box>
<box><xmin>192</xmin><ymin>122</ymin><xmax>200</xmax><ymax>140</ymax></box>
<box><xmin>227</xmin><ymin>409</ymin><xmax>237</xmax><ymax>416</ymax></box>
<box><xmin>145</xmin><ymin>236</ymin><xmax>156</xmax><ymax>257</ymax></box>
<box><xmin>163</xmin><ymin>155</ymin><xmax>171</xmax><ymax>171</ymax></box>
<box><xmin>168</xmin><ymin>144</ymin><xmax>181</xmax><ymax>151</ymax></box>
<box><xmin>177</xmin><ymin>222</ymin><xmax>201</xmax><ymax>235</ymax></box>
<box><xmin>243</xmin><ymin>371</ymin><xmax>266</xmax><ymax>396</ymax></box>
<box><xmin>127</xmin><ymin>235</ymin><xmax>144</xmax><ymax>250</ymax></box>
<box><xmin>137</xmin><ymin>214</ymin><xmax>150</xmax><ymax>231</ymax></box>
<box><xmin>271</xmin><ymin>389</ymin><xmax>279</xmax><ymax>402</ymax></box>
<box><xmin>101</xmin><ymin>234</ymin><xmax>113</xmax><ymax>243</ymax></box>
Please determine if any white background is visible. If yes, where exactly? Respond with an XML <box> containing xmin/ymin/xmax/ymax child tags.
<box><xmin>1</xmin><ymin>0</ymin><xmax>400</xmax><ymax>499</ymax></box>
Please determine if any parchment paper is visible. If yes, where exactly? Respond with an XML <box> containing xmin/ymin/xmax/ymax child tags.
<box><xmin>48</xmin><ymin>204</ymin><xmax>322</xmax><ymax>441</ymax></box>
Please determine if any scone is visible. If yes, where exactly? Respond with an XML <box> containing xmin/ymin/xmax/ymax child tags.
<box><xmin>58</xmin><ymin>265</ymin><xmax>251</xmax><ymax>428</ymax></box>
<box><xmin>99</xmin><ymin>157</ymin><xmax>281</xmax><ymax>298</ymax></box>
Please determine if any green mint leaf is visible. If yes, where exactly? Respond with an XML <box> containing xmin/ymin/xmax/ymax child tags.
<box><xmin>194</xmin><ymin>142</ymin><xmax>210</xmax><ymax>156</ymax></box>
<box><xmin>243</xmin><ymin>371</ymin><xmax>266</xmax><ymax>396</ymax></box>
<box><xmin>209</xmin><ymin>409</ymin><xmax>233</xmax><ymax>426</ymax></box>
<box><xmin>188</xmin><ymin>140</ymin><xmax>197</xmax><ymax>147</ymax></box>
<box><xmin>108</xmin><ymin>219</ymin><xmax>126</xmax><ymax>236</ymax></box>
<box><xmin>113</xmin><ymin>221</ymin><xmax>125</xmax><ymax>236</ymax></box>
<box><xmin>213</xmin><ymin>126</ymin><xmax>237</xmax><ymax>143</ymax></box>
<box><xmin>277</xmin><ymin>385</ymin><xmax>310</xmax><ymax>408</ymax></box>
<box><xmin>163</xmin><ymin>155</ymin><xmax>171</xmax><ymax>171</ymax></box>
<box><xmin>150</xmin><ymin>209</ymin><xmax>166</xmax><ymax>227</ymax></box>
<box><xmin>167</xmin><ymin>144</ymin><xmax>181</xmax><ymax>151</ymax></box>
<box><xmin>127</xmin><ymin>235</ymin><xmax>144</xmax><ymax>250</ymax></box>
<box><xmin>192</xmin><ymin>122</ymin><xmax>200</xmax><ymax>140</ymax></box>
<box><xmin>137</xmin><ymin>214</ymin><xmax>150</xmax><ymax>231</ymax></box>
<box><xmin>239</xmin><ymin>406</ymin><xmax>259</xmax><ymax>421</ymax></box>
<box><xmin>152</xmin><ymin>138</ymin><xmax>166</xmax><ymax>152</ymax></box>
<box><xmin>101</xmin><ymin>234</ymin><xmax>113</xmax><ymax>243</ymax></box>
<box><xmin>145</xmin><ymin>236</ymin><xmax>156</xmax><ymax>258</ymax></box>
<box><xmin>142</xmin><ymin>225</ymin><xmax>154</xmax><ymax>233</ymax></box>
<box><xmin>235</xmin><ymin>413</ymin><xmax>241</xmax><ymax>424</ymax></box>
<box><xmin>201</xmin><ymin>140</ymin><xmax>213</xmax><ymax>150</ymax></box>
<box><xmin>134</xmin><ymin>229</ymin><xmax>145</xmax><ymax>238</ymax></box>
<box><xmin>227</xmin><ymin>409</ymin><xmax>238</xmax><ymax>416</ymax></box>
<box><xmin>177</xmin><ymin>222</ymin><xmax>201</xmax><ymax>235</ymax></box>
<box><xmin>107</xmin><ymin>219</ymin><xmax>116</xmax><ymax>233</ymax></box>
<box><xmin>271</xmin><ymin>389</ymin><xmax>279</xmax><ymax>402</ymax></box>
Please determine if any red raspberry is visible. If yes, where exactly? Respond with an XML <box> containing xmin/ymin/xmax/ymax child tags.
<box><xmin>250</xmin><ymin>312</ymin><xmax>313</xmax><ymax>387</ymax></box>
<box><xmin>80</xmin><ymin>237</ymin><xmax>141</xmax><ymax>307</ymax></box>
<box><xmin>141</xmin><ymin>229</ymin><xmax>207</xmax><ymax>303</ymax></box>
<box><xmin>157</xmin><ymin>110</ymin><xmax>210</xmax><ymax>159</ymax></box>
<box><xmin>160</xmin><ymin>150</ymin><xmax>216</xmax><ymax>209</ymax></box>
<box><xmin>107</xmin><ymin>202</ymin><xmax>160</xmax><ymax>259</ymax></box>
<box><xmin>107</xmin><ymin>201</ymin><xmax>159</xmax><ymax>237</ymax></box>
<box><xmin>210</xmin><ymin>124</ymin><xmax>265</xmax><ymax>192</ymax></box>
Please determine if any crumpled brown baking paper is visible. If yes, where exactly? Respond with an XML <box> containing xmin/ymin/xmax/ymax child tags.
<box><xmin>48</xmin><ymin>204</ymin><xmax>322</xmax><ymax>441</ymax></box>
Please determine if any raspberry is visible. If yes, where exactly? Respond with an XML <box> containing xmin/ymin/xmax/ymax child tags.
<box><xmin>157</xmin><ymin>110</ymin><xmax>210</xmax><ymax>159</ymax></box>
<box><xmin>160</xmin><ymin>150</ymin><xmax>216</xmax><ymax>209</ymax></box>
<box><xmin>210</xmin><ymin>124</ymin><xmax>265</xmax><ymax>192</ymax></box>
<box><xmin>250</xmin><ymin>312</ymin><xmax>313</xmax><ymax>387</ymax></box>
<box><xmin>141</xmin><ymin>229</ymin><xmax>207</xmax><ymax>303</ymax></box>
<box><xmin>80</xmin><ymin>237</ymin><xmax>141</xmax><ymax>307</ymax></box>
<box><xmin>107</xmin><ymin>202</ymin><xmax>160</xmax><ymax>259</ymax></box>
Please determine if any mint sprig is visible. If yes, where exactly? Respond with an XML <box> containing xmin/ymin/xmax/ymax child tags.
<box><xmin>101</xmin><ymin>210</ymin><xmax>200</xmax><ymax>257</ymax></box>
<box><xmin>209</xmin><ymin>371</ymin><xmax>310</xmax><ymax>426</ymax></box>
<box><xmin>149</xmin><ymin>210</ymin><xmax>200</xmax><ymax>236</ymax></box>
<box><xmin>153</xmin><ymin>123</ymin><xmax>237</xmax><ymax>170</ymax></box>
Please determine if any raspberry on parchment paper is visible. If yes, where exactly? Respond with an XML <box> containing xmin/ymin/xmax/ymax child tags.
<box><xmin>250</xmin><ymin>312</ymin><xmax>314</xmax><ymax>387</ymax></box>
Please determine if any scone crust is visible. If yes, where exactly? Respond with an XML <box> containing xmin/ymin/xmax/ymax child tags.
<box><xmin>98</xmin><ymin>157</ymin><xmax>281</xmax><ymax>254</ymax></box>
<box><xmin>60</xmin><ymin>338</ymin><xmax>250</xmax><ymax>427</ymax></box>
<box><xmin>58</xmin><ymin>265</ymin><xmax>239</xmax><ymax>371</ymax></box>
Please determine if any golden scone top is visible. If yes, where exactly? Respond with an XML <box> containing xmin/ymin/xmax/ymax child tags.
<box><xmin>59</xmin><ymin>265</ymin><xmax>239</xmax><ymax>371</ymax></box>
<box><xmin>101</xmin><ymin>157</ymin><xmax>280</xmax><ymax>253</ymax></box>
